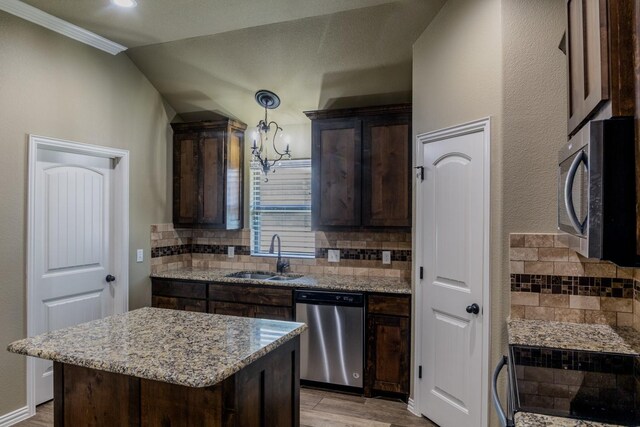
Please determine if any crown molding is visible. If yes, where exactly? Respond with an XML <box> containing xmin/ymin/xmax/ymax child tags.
<box><xmin>0</xmin><ymin>0</ymin><xmax>127</xmax><ymax>55</ymax></box>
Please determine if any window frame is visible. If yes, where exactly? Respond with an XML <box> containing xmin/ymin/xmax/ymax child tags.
<box><xmin>249</xmin><ymin>158</ymin><xmax>315</xmax><ymax>259</ymax></box>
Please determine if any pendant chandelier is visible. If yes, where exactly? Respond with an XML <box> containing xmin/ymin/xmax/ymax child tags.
<box><xmin>251</xmin><ymin>90</ymin><xmax>291</xmax><ymax>180</ymax></box>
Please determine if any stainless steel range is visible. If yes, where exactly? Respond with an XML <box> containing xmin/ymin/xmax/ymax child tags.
<box><xmin>493</xmin><ymin>345</ymin><xmax>640</xmax><ymax>426</ymax></box>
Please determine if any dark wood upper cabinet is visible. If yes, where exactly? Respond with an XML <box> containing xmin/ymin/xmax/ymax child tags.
<box><xmin>362</xmin><ymin>117</ymin><xmax>411</xmax><ymax>227</ymax></box>
<box><xmin>306</xmin><ymin>104</ymin><xmax>411</xmax><ymax>230</ymax></box>
<box><xmin>171</xmin><ymin>118</ymin><xmax>246</xmax><ymax>229</ymax></box>
<box><xmin>565</xmin><ymin>0</ymin><xmax>634</xmax><ymax>136</ymax></box>
<box><xmin>311</xmin><ymin>118</ymin><xmax>362</xmax><ymax>228</ymax></box>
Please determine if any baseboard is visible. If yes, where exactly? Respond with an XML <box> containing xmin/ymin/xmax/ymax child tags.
<box><xmin>407</xmin><ymin>397</ymin><xmax>419</xmax><ymax>416</ymax></box>
<box><xmin>0</xmin><ymin>406</ymin><xmax>32</xmax><ymax>427</ymax></box>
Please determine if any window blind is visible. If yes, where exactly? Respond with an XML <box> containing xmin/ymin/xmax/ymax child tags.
<box><xmin>250</xmin><ymin>159</ymin><xmax>315</xmax><ymax>258</ymax></box>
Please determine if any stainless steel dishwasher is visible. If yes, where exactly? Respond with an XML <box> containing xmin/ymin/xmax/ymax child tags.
<box><xmin>295</xmin><ymin>290</ymin><xmax>364</xmax><ymax>389</ymax></box>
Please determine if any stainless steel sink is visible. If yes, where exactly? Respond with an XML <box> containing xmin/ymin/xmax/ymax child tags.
<box><xmin>267</xmin><ymin>274</ymin><xmax>303</xmax><ymax>281</ymax></box>
<box><xmin>224</xmin><ymin>271</ymin><xmax>303</xmax><ymax>281</ymax></box>
<box><xmin>225</xmin><ymin>271</ymin><xmax>276</xmax><ymax>280</ymax></box>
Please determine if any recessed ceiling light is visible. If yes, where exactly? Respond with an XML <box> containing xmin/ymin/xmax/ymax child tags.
<box><xmin>112</xmin><ymin>0</ymin><xmax>137</xmax><ymax>8</ymax></box>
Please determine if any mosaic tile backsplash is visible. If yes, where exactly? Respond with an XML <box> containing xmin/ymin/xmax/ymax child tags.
<box><xmin>509</xmin><ymin>233</ymin><xmax>640</xmax><ymax>330</ymax></box>
<box><xmin>151</xmin><ymin>224</ymin><xmax>412</xmax><ymax>280</ymax></box>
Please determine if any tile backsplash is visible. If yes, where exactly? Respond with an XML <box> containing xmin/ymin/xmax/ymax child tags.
<box><xmin>509</xmin><ymin>233</ymin><xmax>640</xmax><ymax>330</ymax></box>
<box><xmin>150</xmin><ymin>224</ymin><xmax>412</xmax><ymax>280</ymax></box>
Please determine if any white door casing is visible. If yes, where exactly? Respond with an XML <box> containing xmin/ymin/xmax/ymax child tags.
<box><xmin>413</xmin><ymin>119</ymin><xmax>490</xmax><ymax>427</ymax></box>
<box><xmin>27</xmin><ymin>135</ymin><xmax>129</xmax><ymax>412</ymax></box>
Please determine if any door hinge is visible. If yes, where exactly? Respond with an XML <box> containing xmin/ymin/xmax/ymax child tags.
<box><xmin>418</xmin><ymin>365</ymin><xmax>422</xmax><ymax>379</ymax></box>
<box><xmin>415</xmin><ymin>166</ymin><xmax>424</xmax><ymax>181</ymax></box>
<box><xmin>419</xmin><ymin>267</ymin><xmax>423</xmax><ymax>280</ymax></box>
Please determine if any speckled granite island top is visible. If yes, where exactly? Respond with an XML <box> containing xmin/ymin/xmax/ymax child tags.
<box><xmin>507</xmin><ymin>318</ymin><xmax>640</xmax><ymax>355</ymax></box>
<box><xmin>7</xmin><ymin>307</ymin><xmax>306</xmax><ymax>387</ymax></box>
<box><xmin>151</xmin><ymin>267</ymin><xmax>412</xmax><ymax>294</ymax></box>
<box><xmin>515</xmin><ymin>412</ymin><xmax>623</xmax><ymax>427</ymax></box>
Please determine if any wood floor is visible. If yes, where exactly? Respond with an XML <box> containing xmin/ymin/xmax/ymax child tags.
<box><xmin>17</xmin><ymin>387</ymin><xmax>437</xmax><ymax>427</ymax></box>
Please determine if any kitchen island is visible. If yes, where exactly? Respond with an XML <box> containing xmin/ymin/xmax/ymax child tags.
<box><xmin>7</xmin><ymin>307</ymin><xmax>306</xmax><ymax>426</ymax></box>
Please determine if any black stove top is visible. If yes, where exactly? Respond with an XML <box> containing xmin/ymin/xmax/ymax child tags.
<box><xmin>509</xmin><ymin>345</ymin><xmax>640</xmax><ymax>425</ymax></box>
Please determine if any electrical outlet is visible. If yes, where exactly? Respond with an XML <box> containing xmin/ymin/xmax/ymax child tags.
<box><xmin>382</xmin><ymin>251</ymin><xmax>391</xmax><ymax>265</ymax></box>
<box><xmin>136</xmin><ymin>249</ymin><xmax>144</xmax><ymax>263</ymax></box>
<box><xmin>328</xmin><ymin>249</ymin><xmax>340</xmax><ymax>263</ymax></box>
<box><xmin>227</xmin><ymin>246</ymin><xmax>235</xmax><ymax>258</ymax></box>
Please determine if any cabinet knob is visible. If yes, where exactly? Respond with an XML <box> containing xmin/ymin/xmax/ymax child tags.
<box><xmin>106</xmin><ymin>274</ymin><xmax>116</xmax><ymax>283</ymax></box>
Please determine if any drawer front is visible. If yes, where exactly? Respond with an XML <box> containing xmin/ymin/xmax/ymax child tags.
<box><xmin>367</xmin><ymin>294</ymin><xmax>410</xmax><ymax>317</ymax></box>
<box><xmin>209</xmin><ymin>301</ymin><xmax>254</xmax><ymax>318</ymax></box>
<box><xmin>209</xmin><ymin>284</ymin><xmax>292</xmax><ymax>306</ymax></box>
<box><xmin>254</xmin><ymin>305</ymin><xmax>293</xmax><ymax>321</ymax></box>
<box><xmin>152</xmin><ymin>296</ymin><xmax>207</xmax><ymax>313</ymax></box>
<box><xmin>152</xmin><ymin>279</ymin><xmax>207</xmax><ymax>300</ymax></box>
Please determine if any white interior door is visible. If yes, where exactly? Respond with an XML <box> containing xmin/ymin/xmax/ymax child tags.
<box><xmin>417</xmin><ymin>121</ymin><xmax>489</xmax><ymax>427</ymax></box>
<box><xmin>33</xmin><ymin>149</ymin><xmax>116</xmax><ymax>405</ymax></box>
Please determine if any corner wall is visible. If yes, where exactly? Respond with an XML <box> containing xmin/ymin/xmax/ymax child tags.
<box><xmin>411</xmin><ymin>0</ymin><xmax>504</xmax><ymax>415</ymax></box>
<box><xmin>412</xmin><ymin>0</ymin><xmax>567</xmax><ymax>425</ymax></box>
<box><xmin>0</xmin><ymin>11</ymin><xmax>172</xmax><ymax>416</ymax></box>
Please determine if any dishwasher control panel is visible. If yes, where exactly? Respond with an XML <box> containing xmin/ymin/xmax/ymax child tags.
<box><xmin>295</xmin><ymin>290</ymin><xmax>364</xmax><ymax>306</ymax></box>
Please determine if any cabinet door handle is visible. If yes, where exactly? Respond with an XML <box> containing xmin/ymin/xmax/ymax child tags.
<box><xmin>564</xmin><ymin>149</ymin><xmax>587</xmax><ymax>234</ymax></box>
<box><xmin>492</xmin><ymin>356</ymin><xmax>512</xmax><ymax>427</ymax></box>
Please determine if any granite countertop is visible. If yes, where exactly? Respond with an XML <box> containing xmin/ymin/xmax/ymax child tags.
<box><xmin>509</xmin><ymin>319</ymin><xmax>639</xmax><ymax>426</ymax></box>
<box><xmin>7</xmin><ymin>307</ymin><xmax>306</xmax><ymax>388</ymax></box>
<box><xmin>515</xmin><ymin>412</ymin><xmax>623</xmax><ymax>427</ymax></box>
<box><xmin>507</xmin><ymin>318</ymin><xmax>640</xmax><ymax>355</ymax></box>
<box><xmin>151</xmin><ymin>267</ymin><xmax>412</xmax><ymax>294</ymax></box>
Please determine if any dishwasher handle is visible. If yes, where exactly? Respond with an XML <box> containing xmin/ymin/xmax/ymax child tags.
<box><xmin>492</xmin><ymin>355</ymin><xmax>514</xmax><ymax>427</ymax></box>
<box><xmin>294</xmin><ymin>290</ymin><xmax>364</xmax><ymax>307</ymax></box>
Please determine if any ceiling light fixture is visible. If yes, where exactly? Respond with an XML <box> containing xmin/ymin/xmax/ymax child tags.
<box><xmin>251</xmin><ymin>90</ymin><xmax>291</xmax><ymax>181</ymax></box>
<box><xmin>112</xmin><ymin>0</ymin><xmax>137</xmax><ymax>8</ymax></box>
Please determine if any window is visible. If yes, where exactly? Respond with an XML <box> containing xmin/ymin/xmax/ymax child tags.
<box><xmin>250</xmin><ymin>159</ymin><xmax>315</xmax><ymax>257</ymax></box>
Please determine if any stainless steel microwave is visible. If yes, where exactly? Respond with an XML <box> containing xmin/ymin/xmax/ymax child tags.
<box><xmin>557</xmin><ymin>118</ymin><xmax>636</xmax><ymax>266</ymax></box>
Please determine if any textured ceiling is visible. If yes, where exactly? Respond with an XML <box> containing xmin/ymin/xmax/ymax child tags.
<box><xmin>126</xmin><ymin>0</ymin><xmax>445</xmax><ymax>127</ymax></box>
<box><xmin>20</xmin><ymin>0</ymin><xmax>401</xmax><ymax>47</ymax></box>
<box><xmin>19</xmin><ymin>0</ymin><xmax>445</xmax><ymax>129</ymax></box>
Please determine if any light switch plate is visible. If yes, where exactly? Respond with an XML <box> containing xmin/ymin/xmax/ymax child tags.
<box><xmin>228</xmin><ymin>246</ymin><xmax>235</xmax><ymax>258</ymax></box>
<box><xmin>328</xmin><ymin>249</ymin><xmax>340</xmax><ymax>263</ymax></box>
<box><xmin>382</xmin><ymin>251</ymin><xmax>391</xmax><ymax>265</ymax></box>
<box><xmin>136</xmin><ymin>249</ymin><xmax>143</xmax><ymax>263</ymax></box>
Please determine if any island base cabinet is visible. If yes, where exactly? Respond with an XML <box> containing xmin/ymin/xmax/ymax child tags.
<box><xmin>53</xmin><ymin>337</ymin><xmax>300</xmax><ymax>427</ymax></box>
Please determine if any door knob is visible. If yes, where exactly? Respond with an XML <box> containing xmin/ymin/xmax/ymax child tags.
<box><xmin>106</xmin><ymin>274</ymin><xmax>116</xmax><ymax>283</ymax></box>
<box><xmin>466</xmin><ymin>303</ymin><xmax>480</xmax><ymax>315</ymax></box>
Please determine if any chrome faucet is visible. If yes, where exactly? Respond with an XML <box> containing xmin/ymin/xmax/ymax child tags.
<box><xmin>269</xmin><ymin>234</ymin><xmax>290</xmax><ymax>274</ymax></box>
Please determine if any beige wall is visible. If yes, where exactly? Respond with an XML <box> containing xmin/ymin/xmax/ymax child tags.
<box><xmin>412</xmin><ymin>0</ymin><xmax>566</xmax><ymax>425</ymax></box>
<box><xmin>0</xmin><ymin>12</ymin><xmax>172</xmax><ymax>415</ymax></box>
<box><xmin>502</xmin><ymin>0</ymin><xmax>566</xmax><ymax>233</ymax></box>
<box><xmin>412</xmin><ymin>0</ymin><xmax>504</xmax><ymax>413</ymax></box>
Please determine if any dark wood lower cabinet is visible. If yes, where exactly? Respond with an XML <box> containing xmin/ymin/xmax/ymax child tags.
<box><xmin>209</xmin><ymin>300</ymin><xmax>253</xmax><ymax>318</ymax></box>
<box><xmin>53</xmin><ymin>337</ymin><xmax>300</xmax><ymax>426</ymax></box>
<box><xmin>151</xmin><ymin>279</ymin><xmax>207</xmax><ymax>312</ymax></box>
<box><xmin>152</xmin><ymin>295</ymin><xmax>207</xmax><ymax>312</ymax></box>
<box><xmin>151</xmin><ymin>278</ymin><xmax>411</xmax><ymax>400</ymax></box>
<box><xmin>365</xmin><ymin>315</ymin><xmax>410</xmax><ymax>398</ymax></box>
<box><xmin>209</xmin><ymin>301</ymin><xmax>292</xmax><ymax>321</ymax></box>
<box><xmin>365</xmin><ymin>294</ymin><xmax>411</xmax><ymax>400</ymax></box>
<box><xmin>254</xmin><ymin>304</ymin><xmax>293</xmax><ymax>321</ymax></box>
<box><xmin>208</xmin><ymin>284</ymin><xmax>292</xmax><ymax>306</ymax></box>
<box><xmin>151</xmin><ymin>279</ymin><xmax>293</xmax><ymax>320</ymax></box>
